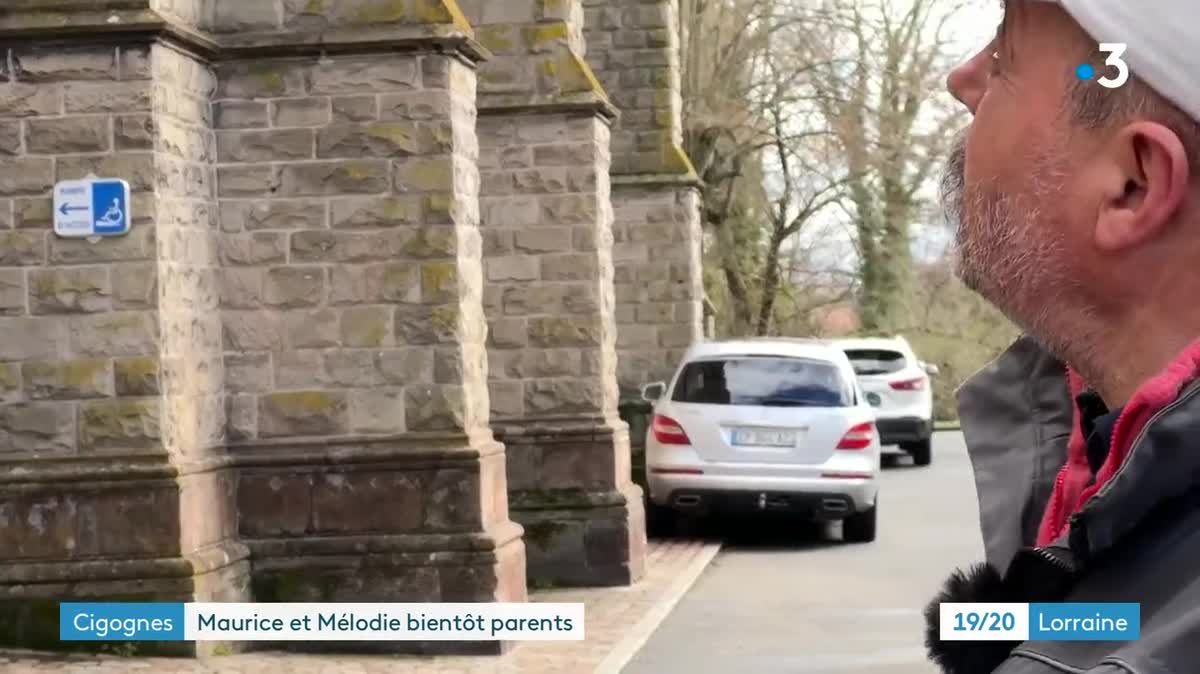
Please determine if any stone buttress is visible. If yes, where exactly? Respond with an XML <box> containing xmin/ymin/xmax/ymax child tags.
<box><xmin>0</xmin><ymin>0</ymin><xmax>525</xmax><ymax>656</ymax></box>
<box><xmin>457</xmin><ymin>0</ymin><xmax>647</xmax><ymax>587</ymax></box>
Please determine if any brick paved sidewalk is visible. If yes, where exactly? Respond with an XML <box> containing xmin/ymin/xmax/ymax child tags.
<box><xmin>0</xmin><ymin>539</ymin><xmax>719</xmax><ymax>674</ymax></box>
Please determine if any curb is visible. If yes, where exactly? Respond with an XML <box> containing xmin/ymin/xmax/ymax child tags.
<box><xmin>592</xmin><ymin>541</ymin><xmax>722</xmax><ymax>674</ymax></box>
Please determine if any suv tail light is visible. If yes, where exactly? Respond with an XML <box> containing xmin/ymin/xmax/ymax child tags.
<box><xmin>651</xmin><ymin>414</ymin><xmax>691</xmax><ymax>445</ymax></box>
<box><xmin>837</xmin><ymin>422</ymin><xmax>875</xmax><ymax>450</ymax></box>
<box><xmin>889</xmin><ymin>377</ymin><xmax>925</xmax><ymax>391</ymax></box>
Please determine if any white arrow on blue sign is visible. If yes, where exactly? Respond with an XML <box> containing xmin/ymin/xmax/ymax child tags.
<box><xmin>53</xmin><ymin>177</ymin><xmax>132</xmax><ymax>238</ymax></box>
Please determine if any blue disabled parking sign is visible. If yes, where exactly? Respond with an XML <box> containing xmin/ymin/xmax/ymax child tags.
<box><xmin>53</xmin><ymin>177</ymin><xmax>131</xmax><ymax>238</ymax></box>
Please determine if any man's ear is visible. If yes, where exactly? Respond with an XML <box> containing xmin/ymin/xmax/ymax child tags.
<box><xmin>1095</xmin><ymin>122</ymin><xmax>1190</xmax><ymax>251</ymax></box>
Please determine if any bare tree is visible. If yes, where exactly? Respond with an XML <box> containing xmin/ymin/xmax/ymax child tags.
<box><xmin>807</xmin><ymin>0</ymin><xmax>967</xmax><ymax>332</ymax></box>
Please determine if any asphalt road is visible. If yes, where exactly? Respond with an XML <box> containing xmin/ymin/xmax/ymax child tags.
<box><xmin>623</xmin><ymin>431</ymin><xmax>984</xmax><ymax>674</ymax></box>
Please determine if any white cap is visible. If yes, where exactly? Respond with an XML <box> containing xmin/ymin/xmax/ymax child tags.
<box><xmin>1040</xmin><ymin>0</ymin><xmax>1200</xmax><ymax>123</ymax></box>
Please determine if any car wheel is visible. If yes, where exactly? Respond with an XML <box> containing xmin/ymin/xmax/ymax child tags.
<box><xmin>843</xmin><ymin>503</ymin><xmax>877</xmax><ymax>543</ymax></box>
<box><xmin>902</xmin><ymin>438</ymin><xmax>932</xmax><ymax>466</ymax></box>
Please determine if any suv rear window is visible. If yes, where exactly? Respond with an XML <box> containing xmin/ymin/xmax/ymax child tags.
<box><xmin>844</xmin><ymin>349</ymin><xmax>907</xmax><ymax>376</ymax></box>
<box><xmin>671</xmin><ymin>356</ymin><xmax>853</xmax><ymax>407</ymax></box>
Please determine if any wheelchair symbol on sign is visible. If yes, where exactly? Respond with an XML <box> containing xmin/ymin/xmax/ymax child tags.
<box><xmin>96</xmin><ymin>199</ymin><xmax>124</xmax><ymax>229</ymax></box>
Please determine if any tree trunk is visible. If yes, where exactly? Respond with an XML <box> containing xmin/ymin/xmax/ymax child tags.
<box><xmin>755</xmin><ymin>231</ymin><xmax>786</xmax><ymax>336</ymax></box>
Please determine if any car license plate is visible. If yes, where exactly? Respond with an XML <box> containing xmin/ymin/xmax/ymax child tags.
<box><xmin>731</xmin><ymin>428</ymin><xmax>796</xmax><ymax>447</ymax></box>
<box><xmin>866</xmin><ymin>392</ymin><xmax>882</xmax><ymax>406</ymax></box>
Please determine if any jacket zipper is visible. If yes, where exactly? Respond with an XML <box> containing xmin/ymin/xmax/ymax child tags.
<box><xmin>1031</xmin><ymin>545</ymin><xmax>1076</xmax><ymax>574</ymax></box>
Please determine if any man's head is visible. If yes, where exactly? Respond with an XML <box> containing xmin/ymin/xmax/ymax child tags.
<box><xmin>944</xmin><ymin>0</ymin><xmax>1200</xmax><ymax>399</ymax></box>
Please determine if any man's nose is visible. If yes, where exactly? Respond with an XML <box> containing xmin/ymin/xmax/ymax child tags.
<box><xmin>947</xmin><ymin>50</ymin><xmax>990</xmax><ymax>114</ymax></box>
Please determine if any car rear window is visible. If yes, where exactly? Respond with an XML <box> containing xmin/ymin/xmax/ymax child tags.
<box><xmin>844</xmin><ymin>349</ymin><xmax>907</xmax><ymax>376</ymax></box>
<box><xmin>670</xmin><ymin>356</ymin><xmax>853</xmax><ymax>407</ymax></box>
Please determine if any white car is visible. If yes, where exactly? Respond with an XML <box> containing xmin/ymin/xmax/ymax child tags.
<box><xmin>833</xmin><ymin>336</ymin><xmax>937</xmax><ymax>466</ymax></box>
<box><xmin>640</xmin><ymin>338</ymin><xmax>882</xmax><ymax>542</ymax></box>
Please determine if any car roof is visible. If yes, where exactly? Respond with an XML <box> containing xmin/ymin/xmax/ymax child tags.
<box><xmin>830</xmin><ymin>336</ymin><xmax>912</xmax><ymax>352</ymax></box>
<box><xmin>682</xmin><ymin>338</ymin><xmax>848</xmax><ymax>363</ymax></box>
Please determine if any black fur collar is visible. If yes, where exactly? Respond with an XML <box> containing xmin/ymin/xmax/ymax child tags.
<box><xmin>924</xmin><ymin>551</ymin><xmax>1078</xmax><ymax>674</ymax></box>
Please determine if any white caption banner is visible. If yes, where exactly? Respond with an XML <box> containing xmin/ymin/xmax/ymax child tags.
<box><xmin>939</xmin><ymin>603</ymin><xmax>1029</xmax><ymax>641</ymax></box>
<box><xmin>184</xmin><ymin>602</ymin><xmax>585</xmax><ymax>641</ymax></box>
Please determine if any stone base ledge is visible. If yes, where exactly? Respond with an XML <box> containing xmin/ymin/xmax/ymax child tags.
<box><xmin>243</xmin><ymin>520</ymin><xmax>524</xmax><ymax>560</ymax></box>
<box><xmin>0</xmin><ymin>540</ymin><xmax>250</xmax><ymax>587</ymax></box>
<box><xmin>493</xmin><ymin>415</ymin><xmax>629</xmax><ymax>440</ymax></box>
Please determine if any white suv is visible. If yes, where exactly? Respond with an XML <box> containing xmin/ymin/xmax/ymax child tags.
<box><xmin>833</xmin><ymin>336</ymin><xmax>936</xmax><ymax>466</ymax></box>
<box><xmin>640</xmin><ymin>338</ymin><xmax>882</xmax><ymax>542</ymax></box>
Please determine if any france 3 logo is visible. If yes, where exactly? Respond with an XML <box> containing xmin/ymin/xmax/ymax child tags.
<box><xmin>1076</xmin><ymin>43</ymin><xmax>1129</xmax><ymax>89</ymax></box>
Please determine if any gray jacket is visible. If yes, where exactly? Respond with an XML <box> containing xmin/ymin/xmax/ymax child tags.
<box><xmin>927</xmin><ymin>335</ymin><xmax>1200</xmax><ymax>673</ymax></box>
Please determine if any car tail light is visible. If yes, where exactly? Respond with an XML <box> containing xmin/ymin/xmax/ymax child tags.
<box><xmin>651</xmin><ymin>414</ymin><xmax>691</xmax><ymax>445</ymax></box>
<box><xmin>889</xmin><ymin>377</ymin><xmax>925</xmax><ymax>391</ymax></box>
<box><xmin>837</xmin><ymin>422</ymin><xmax>874</xmax><ymax>450</ymax></box>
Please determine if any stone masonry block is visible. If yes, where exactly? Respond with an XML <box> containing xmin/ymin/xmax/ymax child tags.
<box><xmin>377</xmin><ymin>348</ymin><xmax>435</xmax><ymax>385</ymax></box>
<box><xmin>317</xmin><ymin>123</ymin><xmax>426</xmax><ymax>158</ymax></box>
<box><xmin>223</xmin><ymin>311</ymin><xmax>283</xmax><ymax>351</ymax></box>
<box><xmin>330</xmin><ymin>196</ymin><xmax>422</xmax><ymax>229</ymax></box>
<box><xmin>69</xmin><ymin>312</ymin><xmax>158</xmax><ymax>357</ymax></box>
<box><xmin>528</xmin><ymin>316</ymin><xmax>602</xmax><ymax>348</ymax></box>
<box><xmin>309</xmin><ymin>57</ymin><xmax>420</xmax><ymax>94</ymax></box>
<box><xmin>0</xmin><ymin>270</ymin><xmax>23</xmax><ymax>316</ymax></box>
<box><xmin>490</xmin><ymin>349</ymin><xmax>582</xmax><ymax>380</ymax></box>
<box><xmin>395</xmin><ymin>304</ymin><xmax>459</xmax><ymax>346</ymax></box>
<box><xmin>219</xmin><ymin>232</ymin><xmax>288</xmax><ymax>266</ymax></box>
<box><xmin>212</xmin><ymin>0</ymin><xmax>281</xmax><ymax>31</ymax></box>
<box><xmin>0</xmin><ymin>83</ymin><xmax>63</xmax><ymax>117</ymax></box>
<box><xmin>0</xmin><ymin>363</ymin><xmax>19</xmax><ymax>404</ymax></box>
<box><xmin>218</xmin><ymin>268</ymin><xmax>264</xmax><ymax>309</ymax></box>
<box><xmin>220</xmin><ymin>200</ymin><xmax>325</xmax><ymax>231</ymax></box>
<box><xmin>324</xmin><ymin>350</ymin><xmax>386</xmax><ymax>387</ymax></box>
<box><xmin>285</xmin><ymin>308</ymin><xmax>340</xmax><ymax>349</ymax></box>
<box><xmin>380</xmin><ymin>92</ymin><xmax>450</xmax><ymax>121</ymax></box>
<box><xmin>542</xmin><ymin>253</ymin><xmax>599</xmax><ymax>281</ymax></box>
<box><xmin>330</xmin><ymin>263</ymin><xmax>420</xmax><ymax>304</ymax></box>
<box><xmin>115</xmin><ymin>115</ymin><xmax>154</xmax><ymax>151</ymax></box>
<box><xmin>22</xmin><ymin>359</ymin><xmax>113</xmax><ymax>400</ymax></box>
<box><xmin>79</xmin><ymin>398</ymin><xmax>162</xmax><ymax>451</ymax></box>
<box><xmin>12</xmin><ymin>48</ymin><xmax>116</xmax><ymax>82</ymax></box>
<box><xmin>0</xmin><ymin>401</ymin><xmax>75</xmax><ymax>453</ymax></box>
<box><xmin>224</xmin><ymin>353</ymin><xmax>271</xmax><ymax>394</ymax></box>
<box><xmin>114</xmin><ymin>356</ymin><xmax>160</xmax><ymax>396</ymax></box>
<box><xmin>278</xmin><ymin>160</ymin><xmax>389</xmax><ymax>195</ymax></box>
<box><xmin>485</xmin><ymin>256</ymin><xmax>539</xmax><ymax>283</ymax></box>
<box><xmin>28</xmin><ymin>267</ymin><xmax>111</xmax><ymax>314</ymax></box>
<box><xmin>259</xmin><ymin>391</ymin><xmax>349</xmax><ymax>438</ymax></box>
<box><xmin>272</xmin><ymin>98</ymin><xmax>331</xmax><ymax>127</ymax></box>
<box><xmin>217</xmin><ymin>129</ymin><xmax>314</xmax><ymax>162</ymax></box>
<box><xmin>215</xmin><ymin>100</ymin><xmax>269</xmax><ymax>129</ymax></box>
<box><xmin>64</xmin><ymin>81</ymin><xmax>151</xmax><ymax>114</ymax></box>
<box><xmin>340</xmin><ymin>306</ymin><xmax>392</xmax><ymax>347</ymax></box>
<box><xmin>24</xmin><ymin>116</ymin><xmax>110</xmax><ymax>154</ymax></box>
<box><xmin>217</xmin><ymin>62</ymin><xmax>308</xmax><ymax>99</ymax></box>
<box><xmin>291</xmin><ymin>229</ymin><xmax>406</xmax><ymax>263</ymax></box>
<box><xmin>263</xmin><ymin>266</ymin><xmax>324</xmax><ymax>308</ymax></box>
<box><xmin>404</xmin><ymin>385</ymin><xmax>466</xmax><ymax>431</ymax></box>
<box><xmin>332</xmin><ymin>96</ymin><xmax>379</xmax><ymax>122</ymax></box>
<box><xmin>0</xmin><ymin>122</ymin><xmax>20</xmax><ymax>155</ymax></box>
<box><xmin>0</xmin><ymin>157</ymin><xmax>53</xmax><ymax>196</ymax></box>
<box><xmin>394</xmin><ymin>157</ymin><xmax>455</xmax><ymax>193</ymax></box>
<box><xmin>310</xmin><ymin>470</ymin><xmax>424</xmax><ymax>535</ymax></box>
<box><xmin>56</xmin><ymin>154</ymin><xmax>154</xmax><ymax>192</ymax></box>
<box><xmin>348</xmin><ymin>389</ymin><xmax>406</xmax><ymax>434</ymax></box>
<box><xmin>0</xmin><ymin>230</ymin><xmax>45</xmax><ymax>266</ymax></box>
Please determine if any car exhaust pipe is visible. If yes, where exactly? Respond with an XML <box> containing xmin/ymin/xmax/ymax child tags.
<box><xmin>674</xmin><ymin>494</ymin><xmax>702</xmax><ymax>508</ymax></box>
<box><xmin>821</xmin><ymin>498</ymin><xmax>849</xmax><ymax>514</ymax></box>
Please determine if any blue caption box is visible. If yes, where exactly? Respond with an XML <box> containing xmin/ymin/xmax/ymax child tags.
<box><xmin>1029</xmin><ymin>603</ymin><xmax>1140</xmax><ymax>641</ymax></box>
<box><xmin>60</xmin><ymin>603</ymin><xmax>185</xmax><ymax>641</ymax></box>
